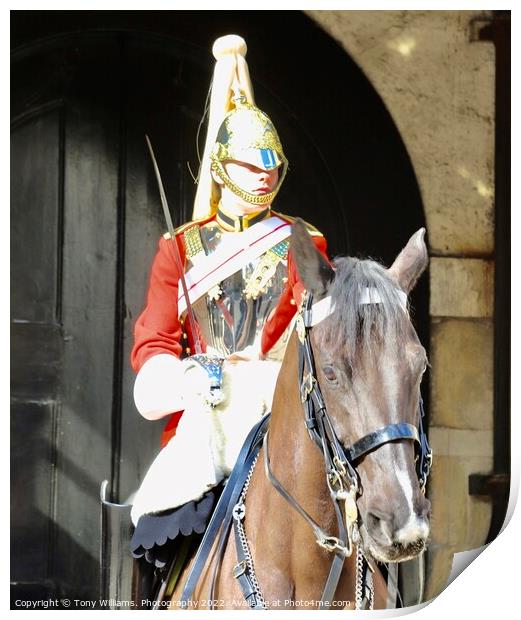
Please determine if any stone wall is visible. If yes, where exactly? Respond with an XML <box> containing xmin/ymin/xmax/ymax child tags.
<box><xmin>307</xmin><ymin>10</ymin><xmax>496</xmax><ymax>600</ymax></box>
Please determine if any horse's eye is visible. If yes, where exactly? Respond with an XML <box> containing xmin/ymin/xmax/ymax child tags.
<box><xmin>322</xmin><ymin>365</ymin><xmax>338</xmax><ymax>383</ymax></box>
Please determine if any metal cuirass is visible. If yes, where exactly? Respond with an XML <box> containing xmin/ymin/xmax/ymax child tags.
<box><xmin>184</xmin><ymin>221</ymin><xmax>291</xmax><ymax>361</ymax></box>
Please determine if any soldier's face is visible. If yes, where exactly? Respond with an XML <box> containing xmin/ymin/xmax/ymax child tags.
<box><xmin>221</xmin><ymin>160</ymin><xmax>279</xmax><ymax>212</ymax></box>
<box><xmin>224</xmin><ymin>160</ymin><xmax>279</xmax><ymax>194</ymax></box>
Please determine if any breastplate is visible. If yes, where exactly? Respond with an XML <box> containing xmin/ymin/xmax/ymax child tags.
<box><xmin>185</xmin><ymin>221</ymin><xmax>290</xmax><ymax>360</ymax></box>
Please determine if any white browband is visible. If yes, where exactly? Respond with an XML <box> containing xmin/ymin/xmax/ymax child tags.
<box><xmin>306</xmin><ymin>287</ymin><xmax>408</xmax><ymax>327</ymax></box>
<box><xmin>306</xmin><ymin>296</ymin><xmax>335</xmax><ymax>327</ymax></box>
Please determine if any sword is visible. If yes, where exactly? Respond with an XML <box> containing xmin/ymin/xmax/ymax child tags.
<box><xmin>145</xmin><ymin>135</ymin><xmax>202</xmax><ymax>355</ymax></box>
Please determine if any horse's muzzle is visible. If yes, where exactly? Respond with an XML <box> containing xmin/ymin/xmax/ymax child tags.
<box><xmin>362</xmin><ymin>498</ymin><xmax>431</xmax><ymax>562</ymax></box>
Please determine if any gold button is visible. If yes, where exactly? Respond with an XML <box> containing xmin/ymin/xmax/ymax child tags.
<box><xmin>290</xmin><ymin>299</ymin><xmax>296</xmax><ymax>306</ymax></box>
<box><xmin>185</xmin><ymin>347</ymin><xmax>191</xmax><ymax>355</ymax></box>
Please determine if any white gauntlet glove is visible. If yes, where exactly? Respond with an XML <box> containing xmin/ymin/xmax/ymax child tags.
<box><xmin>133</xmin><ymin>353</ymin><xmax>222</xmax><ymax>420</ymax></box>
<box><xmin>134</xmin><ymin>354</ymin><xmax>186</xmax><ymax>420</ymax></box>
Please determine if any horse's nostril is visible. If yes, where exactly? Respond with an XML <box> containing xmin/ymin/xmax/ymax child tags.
<box><xmin>366</xmin><ymin>509</ymin><xmax>393</xmax><ymax>533</ymax></box>
<box><xmin>366</xmin><ymin>509</ymin><xmax>396</xmax><ymax>545</ymax></box>
<box><xmin>368</xmin><ymin>508</ymin><xmax>393</xmax><ymax>523</ymax></box>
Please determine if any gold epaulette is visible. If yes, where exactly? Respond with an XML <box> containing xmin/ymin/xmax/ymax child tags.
<box><xmin>162</xmin><ymin>215</ymin><xmax>212</xmax><ymax>240</ymax></box>
<box><xmin>272</xmin><ymin>211</ymin><xmax>324</xmax><ymax>237</ymax></box>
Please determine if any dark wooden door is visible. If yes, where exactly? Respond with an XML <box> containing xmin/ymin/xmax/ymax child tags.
<box><xmin>12</xmin><ymin>36</ymin><xmax>123</xmax><ymax>602</ymax></box>
<box><xmin>10</xmin><ymin>32</ymin><xmax>212</xmax><ymax>603</ymax></box>
<box><xmin>11</xmin><ymin>12</ymin><xmax>426</xmax><ymax>605</ymax></box>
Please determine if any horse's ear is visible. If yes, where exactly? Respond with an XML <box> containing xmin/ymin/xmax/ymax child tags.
<box><xmin>290</xmin><ymin>219</ymin><xmax>334</xmax><ymax>300</ymax></box>
<box><xmin>388</xmin><ymin>228</ymin><xmax>429</xmax><ymax>293</ymax></box>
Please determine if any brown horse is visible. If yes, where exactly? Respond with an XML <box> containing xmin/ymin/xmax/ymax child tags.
<box><xmin>170</xmin><ymin>221</ymin><xmax>431</xmax><ymax>610</ymax></box>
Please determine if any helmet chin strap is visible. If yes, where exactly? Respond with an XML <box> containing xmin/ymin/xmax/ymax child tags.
<box><xmin>210</xmin><ymin>159</ymin><xmax>286</xmax><ymax>207</ymax></box>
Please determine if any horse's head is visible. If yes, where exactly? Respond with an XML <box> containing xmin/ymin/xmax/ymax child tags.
<box><xmin>291</xmin><ymin>220</ymin><xmax>431</xmax><ymax>563</ymax></box>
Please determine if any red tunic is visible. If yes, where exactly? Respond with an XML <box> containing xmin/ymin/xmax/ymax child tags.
<box><xmin>131</xmin><ymin>212</ymin><xmax>329</xmax><ymax>446</ymax></box>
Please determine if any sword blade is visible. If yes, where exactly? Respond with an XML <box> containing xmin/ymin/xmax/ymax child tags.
<box><xmin>145</xmin><ymin>135</ymin><xmax>202</xmax><ymax>355</ymax></box>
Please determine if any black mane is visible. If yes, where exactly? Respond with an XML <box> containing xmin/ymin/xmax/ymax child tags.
<box><xmin>318</xmin><ymin>256</ymin><xmax>410</xmax><ymax>365</ymax></box>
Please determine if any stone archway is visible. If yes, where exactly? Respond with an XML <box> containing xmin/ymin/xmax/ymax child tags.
<box><xmin>308</xmin><ymin>10</ymin><xmax>498</xmax><ymax>599</ymax></box>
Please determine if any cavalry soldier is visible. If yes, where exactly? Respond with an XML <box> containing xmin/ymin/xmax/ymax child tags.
<box><xmin>126</xmin><ymin>34</ymin><xmax>330</xmax><ymax>601</ymax></box>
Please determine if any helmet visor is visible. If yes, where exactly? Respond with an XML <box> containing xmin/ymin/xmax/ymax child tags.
<box><xmin>229</xmin><ymin>147</ymin><xmax>283</xmax><ymax>171</ymax></box>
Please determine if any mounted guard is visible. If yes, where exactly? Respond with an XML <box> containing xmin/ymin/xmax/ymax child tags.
<box><xmin>99</xmin><ymin>34</ymin><xmax>331</xmax><ymax>606</ymax></box>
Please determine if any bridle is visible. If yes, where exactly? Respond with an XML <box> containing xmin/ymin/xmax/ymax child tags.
<box><xmin>262</xmin><ymin>290</ymin><xmax>432</xmax><ymax>608</ymax></box>
<box><xmin>296</xmin><ymin>290</ymin><xmax>432</xmax><ymax>492</ymax></box>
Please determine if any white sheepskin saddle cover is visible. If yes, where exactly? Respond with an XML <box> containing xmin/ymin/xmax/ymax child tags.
<box><xmin>130</xmin><ymin>359</ymin><xmax>280</xmax><ymax>525</ymax></box>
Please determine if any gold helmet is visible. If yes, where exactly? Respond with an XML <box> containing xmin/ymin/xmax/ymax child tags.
<box><xmin>192</xmin><ymin>35</ymin><xmax>288</xmax><ymax>219</ymax></box>
<box><xmin>210</xmin><ymin>98</ymin><xmax>288</xmax><ymax>207</ymax></box>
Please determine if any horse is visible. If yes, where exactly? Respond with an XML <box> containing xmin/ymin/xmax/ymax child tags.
<box><xmin>168</xmin><ymin>220</ymin><xmax>432</xmax><ymax>610</ymax></box>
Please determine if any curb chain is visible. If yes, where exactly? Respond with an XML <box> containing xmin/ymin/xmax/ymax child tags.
<box><xmin>355</xmin><ymin>544</ymin><xmax>374</xmax><ymax>610</ymax></box>
<box><xmin>233</xmin><ymin>454</ymin><xmax>268</xmax><ymax>610</ymax></box>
